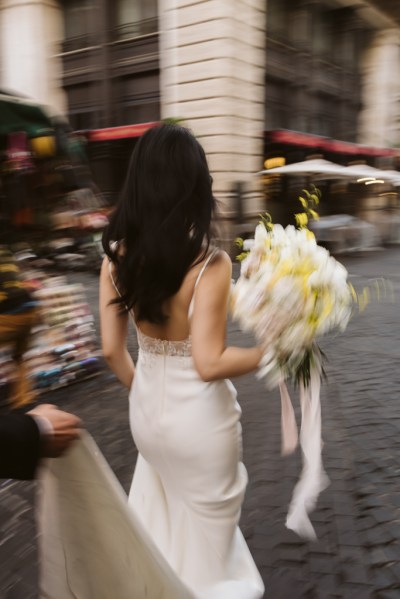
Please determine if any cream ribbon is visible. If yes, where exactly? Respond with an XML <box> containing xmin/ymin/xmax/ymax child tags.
<box><xmin>279</xmin><ymin>380</ymin><xmax>299</xmax><ymax>455</ymax></box>
<box><xmin>279</xmin><ymin>358</ymin><xmax>329</xmax><ymax>540</ymax></box>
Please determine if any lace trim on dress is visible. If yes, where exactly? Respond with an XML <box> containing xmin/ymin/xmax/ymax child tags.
<box><xmin>137</xmin><ymin>327</ymin><xmax>192</xmax><ymax>357</ymax></box>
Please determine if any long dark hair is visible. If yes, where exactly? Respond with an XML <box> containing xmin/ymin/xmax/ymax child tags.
<box><xmin>102</xmin><ymin>123</ymin><xmax>217</xmax><ymax>323</ymax></box>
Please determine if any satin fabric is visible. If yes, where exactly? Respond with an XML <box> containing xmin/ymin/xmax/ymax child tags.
<box><xmin>37</xmin><ymin>432</ymin><xmax>194</xmax><ymax>599</ymax></box>
<box><xmin>129</xmin><ymin>337</ymin><xmax>264</xmax><ymax>598</ymax></box>
<box><xmin>37</xmin><ymin>247</ymin><xmax>264</xmax><ymax>598</ymax></box>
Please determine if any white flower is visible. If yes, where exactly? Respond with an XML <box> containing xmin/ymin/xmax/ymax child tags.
<box><xmin>243</xmin><ymin>239</ymin><xmax>255</xmax><ymax>251</ymax></box>
<box><xmin>271</xmin><ymin>224</ymin><xmax>287</xmax><ymax>246</ymax></box>
<box><xmin>254</xmin><ymin>224</ymin><xmax>268</xmax><ymax>246</ymax></box>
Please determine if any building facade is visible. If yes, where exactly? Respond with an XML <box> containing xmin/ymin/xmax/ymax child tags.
<box><xmin>0</xmin><ymin>0</ymin><xmax>400</xmax><ymax>231</ymax></box>
<box><xmin>61</xmin><ymin>0</ymin><xmax>159</xmax><ymax>131</ymax></box>
<box><xmin>59</xmin><ymin>0</ymin><xmax>160</xmax><ymax>198</ymax></box>
<box><xmin>265</xmin><ymin>0</ymin><xmax>400</xmax><ymax>150</ymax></box>
<box><xmin>0</xmin><ymin>0</ymin><xmax>66</xmax><ymax>115</ymax></box>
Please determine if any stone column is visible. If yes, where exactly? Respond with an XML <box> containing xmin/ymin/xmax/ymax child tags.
<box><xmin>0</xmin><ymin>0</ymin><xmax>66</xmax><ymax>115</ymax></box>
<box><xmin>158</xmin><ymin>0</ymin><xmax>267</xmax><ymax>234</ymax></box>
<box><xmin>358</xmin><ymin>28</ymin><xmax>400</xmax><ymax>148</ymax></box>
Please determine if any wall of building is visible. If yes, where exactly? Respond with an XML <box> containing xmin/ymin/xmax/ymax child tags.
<box><xmin>358</xmin><ymin>27</ymin><xmax>400</xmax><ymax>148</ymax></box>
<box><xmin>159</xmin><ymin>0</ymin><xmax>267</xmax><ymax>227</ymax></box>
<box><xmin>265</xmin><ymin>0</ymin><xmax>370</xmax><ymax>143</ymax></box>
<box><xmin>0</xmin><ymin>0</ymin><xmax>66</xmax><ymax>115</ymax></box>
<box><xmin>60</xmin><ymin>0</ymin><xmax>160</xmax><ymax>131</ymax></box>
<box><xmin>263</xmin><ymin>0</ymin><xmax>400</xmax><ymax>158</ymax></box>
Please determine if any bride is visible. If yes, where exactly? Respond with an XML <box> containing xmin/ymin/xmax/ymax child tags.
<box><xmin>99</xmin><ymin>123</ymin><xmax>265</xmax><ymax>598</ymax></box>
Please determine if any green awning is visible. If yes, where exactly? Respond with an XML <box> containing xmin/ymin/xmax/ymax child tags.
<box><xmin>0</xmin><ymin>94</ymin><xmax>53</xmax><ymax>137</ymax></box>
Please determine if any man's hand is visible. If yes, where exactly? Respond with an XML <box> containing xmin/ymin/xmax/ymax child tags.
<box><xmin>27</xmin><ymin>404</ymin><xmax>82</xmax><ymax>458</ymax></box>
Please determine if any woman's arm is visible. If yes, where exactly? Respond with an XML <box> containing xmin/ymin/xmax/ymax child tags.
<box><xmin>191</xmin><ymin>251</ymin><xmax>263</xmax><ymax>382</ymax></box>
<box><xmin>99</xmin><ymin>257</ymin><xmax>135</xmax><ymax>389</ymax></box>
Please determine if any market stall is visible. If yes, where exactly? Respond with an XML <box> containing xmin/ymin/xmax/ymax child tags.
<box><xmin>0</xmin><ymin>93</ymin><xmax>103</xmax><ymax>404</ymax></box>
<box><xmin>0</xmin><ymin>91</ymin><xmax>108</xmax><ymax>267</ymax></box>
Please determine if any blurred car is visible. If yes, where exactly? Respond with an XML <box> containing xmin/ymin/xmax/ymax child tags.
<box><xmin>309</xmin><ymin>214</ymin><xmax>381</xmax><ymax>253</ymax></box>
<box><xmin>370</xmin><ymin>211</ymin><xmax>400</xmax><ymax>245</ymax></box>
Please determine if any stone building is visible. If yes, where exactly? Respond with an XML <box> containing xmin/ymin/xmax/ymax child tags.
<box><xmin>0</xmin><ymin>0</ymin><xmax>66</xmax><ymax>116</ymax></box>
<box><xmin>0</xmin><ymin>0</ymin><xmax>400</xmax><ymax>231</ymax></box>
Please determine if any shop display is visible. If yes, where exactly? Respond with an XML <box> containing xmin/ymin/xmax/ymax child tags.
<box><xmin>0</xmin><ymin>346</ymin><xmax>16</xmax><ymax>410</ymax></box>
<box><xmin>23</xmin><ymin>274</ymin><xmax>101</xmax><ymax>393</ymax></box>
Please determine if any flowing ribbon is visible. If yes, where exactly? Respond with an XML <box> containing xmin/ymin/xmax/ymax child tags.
<box><xmin>279</xmin><ymin>380</ymin><xmax>299</xmax><ymax>455</ymax></box>
<box><xmin>279</xmin><ymin>356</ymin><xmax>329</xmax><ymax>540</ymax></box>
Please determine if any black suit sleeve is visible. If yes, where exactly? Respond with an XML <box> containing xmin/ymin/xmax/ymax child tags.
<box><xmin>0</xmin><ymin>413</ymin><xmax>41</xmax><ymax>480</ymax></box>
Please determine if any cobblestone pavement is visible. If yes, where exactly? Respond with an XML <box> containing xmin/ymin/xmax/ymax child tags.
<box><xmin>0</xmin><ymin>248</ymin><xmax>399</xmax><ymax>598</ymax></box>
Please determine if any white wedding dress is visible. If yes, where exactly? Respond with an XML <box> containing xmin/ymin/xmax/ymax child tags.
<box><xmin>37</xmin><ymin>251</ymin><xmax>264</xmax><ymax>598</ymax></box>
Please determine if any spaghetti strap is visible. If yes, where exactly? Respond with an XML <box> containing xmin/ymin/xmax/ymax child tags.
<box><xmin>108</xmin><ymin>257</ymin><xmax>135</xmax><ymax>322</ymax></box>
<box><xmin>108</xmin><ymin>241</ymin><xmax>122</xmax><ymax>298</ymax></box>
<box><xmin>193</xmin><ymin>248</ymin><xmax>219</xmax><ymax>291</ymax></box>
<box><xmin>188</xmin><ymin>247</ymin><xmax>219</xmax><ymax>318</ymax></box>
<box><xmin>108</xmin><ymin>259</ymin><xmax>121</xmax><ymax>298</ymax></box>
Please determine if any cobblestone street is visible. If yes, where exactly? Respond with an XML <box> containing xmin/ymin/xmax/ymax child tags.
<box><xmin>0</xmin><ymin>248</ymin><xmax>399</xmax><ymax>599</ymax></box>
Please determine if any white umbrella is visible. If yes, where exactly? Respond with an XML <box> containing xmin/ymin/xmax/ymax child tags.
<box><xmin>261</xmin><ymin>159</ymin><xmax>400</xmax><ymax>186</ymax></box>
<box><xmin>260</xmin><ymin>158</ymin><xmax>352</xmax><ymax>180</ymax></box>
<box><xmin>344</xmin><ymin>164</ymin><xmax>400</xmax><ymax>185</ymax></box>
<box><xmin>377</xmin><ymin>169</ymin><xmax>400</xmax><ymax>186</ymax></box>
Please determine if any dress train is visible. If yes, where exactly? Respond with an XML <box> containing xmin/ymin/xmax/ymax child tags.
<box><xmin>37</xmin><ymin>433</ymin><xmax>194</xmax><ymax>599</ymax></box>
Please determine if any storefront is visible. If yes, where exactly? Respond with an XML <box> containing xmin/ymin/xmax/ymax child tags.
<box><xmin>264</xmin><ymin>129</ymin><xmax>399</xmax><ymax>166</ymax></box>
<box><xmin>263</xmin><ymin>129</ymin><xmax>400</xmax><ymax>225</ymax></box>
<box><xmin>82</xmin><ymin>121</ymin><xmax>158</xmax><ymax>204</ymax></box>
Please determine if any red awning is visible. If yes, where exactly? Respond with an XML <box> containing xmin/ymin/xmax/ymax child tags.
<box><xmin>87</xmin><ymin>121</ymin><xmax>158</xmax><ymax>142</ymax></box>
<box><xmin>265</xmin><ymin>129</ymin><xmax>399</xmax><ymax>158</ymax></box>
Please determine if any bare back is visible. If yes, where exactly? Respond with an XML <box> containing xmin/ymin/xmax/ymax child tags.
<box><xmin>101</xmin><ymin>244</ymin><xmax>260</xmax><ymax>385</ymax></box>
<box><xmin>136</xmin><ymin>248</ymin><xmax>219</xmax><ymax>342</ymax></box>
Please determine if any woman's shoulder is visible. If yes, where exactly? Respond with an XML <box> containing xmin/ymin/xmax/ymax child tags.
<box><xmin>198</xmin><ymin>248</ymin><xmax>232</xmax><ymax>286</ymax></box>
<box><xmin>209</xmin><ymin>248</ymin><xmax>232</xmax><ymax>270</ymax></box>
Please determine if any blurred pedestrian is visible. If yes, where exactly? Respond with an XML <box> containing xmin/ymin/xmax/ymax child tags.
<box><xmin>0</xmin><ymin>403</ymin><xmax>82</xmax><ymax>480</ymax></box>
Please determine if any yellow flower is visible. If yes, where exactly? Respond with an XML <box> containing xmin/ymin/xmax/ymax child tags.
<box><xmin>309</xmin><ymin>209</ymin><xmax>319</xmax><ymax>221</ymax></box>
<box><xmin>295</xmin><ymin>213</ymin><xmax>308</xmax><ymax>228</ymax></box>
<box><xmin>299</xmin><ymin>196</ymin><xmax>308</xmax><ymax>209</ymax></box>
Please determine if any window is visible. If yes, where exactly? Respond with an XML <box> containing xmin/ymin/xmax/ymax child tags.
<box><xmin>310</xmin><ymin>94</ymin><xmax>337</xmax><ymax>137</ymax></box>
<box><xmin>312</xmin><ymin>8</ymin><xmax>334</xmax><ymax>61</ymax></box>
<box><xmin>69</xmin><ymin>110</ymin><xmax>96</xmax><ymax>131</ymax></box>
<box><xmin>116</xmin><ymin>0</ymin><xmax>140</xmax><ymax>30</ymax></box>
<box><xmin>63</xmin><ymin>0</ymin><xmax>96</xmax><ymax>50</ymax></box>
<box><xmin>66</xmin><ymin>83</ymin><xmax>98</xmax><ymax>130</ymax></box>
<box><xmin>115</xmin><ymin>0</ymin><xmax>158</xmax><ymax>40</ymax></box>
<box><xmin>267</xmin><ymin>0</ymin><xmax>287</xmax><ymax>40</ymax></box>
<box><xmin>117</xmin><ymin>73</ymin><xmax>160</xmax><ymax>125</ymax></box>
<box><xmin>265</xmin><ymin>79</ymin><xmax>291</xmax><ymax>130</ymax></box>
<box><xmin>121</xmin><ymin>100</ymin><xmax>159</xmax><ymax>125</ymax></box>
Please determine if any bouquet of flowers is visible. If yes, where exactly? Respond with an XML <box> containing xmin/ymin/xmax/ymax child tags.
<box><xmin>232</xmin><ymin>200</ymin><xmax>353</xmax><ymax>389</ymax></box>
<box><xmin>231</xmin><ymin>188</ymin><xmax>355</xmax><ymax>539</ymax></box>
